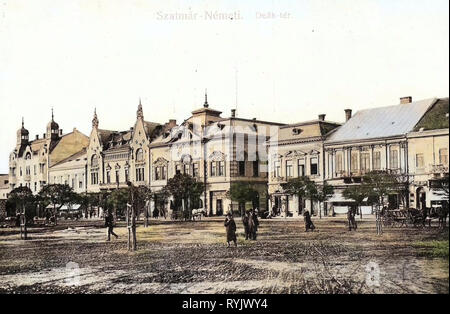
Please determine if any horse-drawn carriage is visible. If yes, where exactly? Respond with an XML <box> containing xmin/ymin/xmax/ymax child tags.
<box><xmin>382</xmin><ymin>206</ymin><xmax>448</xmax><ymax>228</ymax></box>
<box><xmin>170</xmin><ymin>208</ymin><xmax>206</xmax><ymax>221</ymax></box>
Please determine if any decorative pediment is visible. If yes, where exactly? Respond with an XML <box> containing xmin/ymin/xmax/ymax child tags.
<box><xmin>309</xmin><ymin>149</ymin><xmax>320</xmax><ymax>155</ymax></box>
<box><xmin>209</xmin><ymin>151</ymin><xmax>226</xmax><ymax>161</ymax></box>
<box><xmin>153</xmin><ymin>157</ymin><xmax>169</xmax><ymax>166</ymax></box>
<box><xmin>105</xmin><ymin>163</ymin><xmax>112</xmax><ymax>171</ymax></box>
<box><xmin>114</xmin><ymin>163</ymin><xmax>121</xmax><ymax>170</ymax></box>
<box><xmin>181</xmin><ymin>154</ymin><xmax>192</xmax><ymax>164</ymax></box>
<box><xmin>284</xmin><ymin>150</ymin><xmax>307</xmax><ymax>158</ymax></box>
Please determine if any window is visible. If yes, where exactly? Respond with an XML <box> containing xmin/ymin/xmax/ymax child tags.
<box><xmin>161</xmin><ymin>166</ymin><xmax>166</xmax><ymax>180</ymax></box>
<box><xmin>439</xmin><ymin>148</ymin><xmax>448</xmax><ymax>165</ymax></box>
<box><xmin>91</xmin><ymin>172</ymin><xmax>98</xmax><ymax>185</ymax></box>
<box><xmin>184</xmin><ymin>164</ymin><xmax>190</xmax><ymax>175</ymax></box>
<box><xmin>34</xmin><ymin>182</ymin><xmax>37</xmax><ymax>192</ymax></box>
<box><xmin>175</xmin><ymin>164</ymin><xmax>181</xmax><ymax>175</ymax></box>
<box><xmin>136</xmin><ymin>149</ymin><xmax>144</xmax><ymax>162</ymax></box>
<box><xmin>373</xmin><ymin>151</ymin><xmax>381</xmax><ymax>170</ymax></box>
<box><xmin>125</xmin><ymin>169</ymin><xmax>129</xmax><ymax>182</ymax></box>
<box><xmin>298</xmin><ymin>159</ymin><xmax>305</xmax><ymax>177</ymax></box>
<box><xmin>79</xmin><ymin>180</ymin><xmax>83</xmax><ymax>189</ymax></box>
<box><xmin>335</xmin><ymin>153</ymin><xmax>343</xmax><ymax>173</ymax></box>
<box><xmin>71</xmin><ymin>178</ymin><xmax>75</xmax><ymax>188</ymax></box>
<box><xmin>274</xmin><ymin>161</ymin><xmax>281</xmax><ymax>177</ymax></box>
<box><xmin>310</xmin><ymin>157</ymin><xmax>318</xmax><ymax>175</ymax></box>
<box><xmin>253</xmin><ymin>161</ymin><xmax>259</xmax><ymax>177</ymax></box>
<box><xmin>136</xmin><ymin>168</ymin><xmax>145</xmax><ymax>182</ymax></box>
<box><xmin>210</xmin><ymin>162</ymin><xmax>217</xmax><ymax>176</ymax></box>
<box><xmin>155</xmin><ymin>167</ymin><xmax>161</xmax><ymax>180</ymax></box>
<box><xmin>34</xmin><ymin>165</ymin><xmax>37</xmax><ymax>175</ymax></box>
<box><xmin>115</xmin><ymin>170</ymin><xmax>119</xmax><ymax>183</ymax></box>
<box><xmin>106</xmin><ymin>171</ymin><xmax>111</xmax><ymax>184</ymax></box>
<box><xmin>389</xmin><ymin>147</ymin><xmax>399</xmax><ymax>169</ymax></box>
<box><xmin>361</xmin><ymin>152</ymin><xmax>370</xmax><ymax>171</ymax></box>
<box><xmin>91</xmin><ymin>155</ymin><xmax>99</xmax><ymax>167</ymax></box>
<box><xmin>218</xmin><ymin>161</ymin><xmax>225</xmax><ymax>176</ymax></box>
<box><xmin>239</xmin><ymin>161</ymin><xmax>245</xmax><ymax>176</ymax></box>
<box><xmin>286</xmin><ymin>160</ymin><xmax>293</xmax><ymax>177</ymax></box>
<box><xmin>193</xmin><ymin>163</ymin><xmax>199</xmax><ymax>177</ymax></box>
<box><xmin>350</xmin><ymin>153</ymin><xmax>358</xmax><ymax>171</ymax></box>
<box><xmin>416</xmin><ymin>153</ymin><xmax>424</xmax><ymax>168</ymax></box>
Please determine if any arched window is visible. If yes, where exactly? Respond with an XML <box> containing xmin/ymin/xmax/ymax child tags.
<box><xmin>136</xmin><ymin>148</ymin><xmax>144</xmax><ymax>162</ymax></box>
<box><xmin>25</xmin><ymin>152</ymin><xmax>31</xmax><ymax>160</ymax></box>
<box><xmin>91</xmin><ymin>155</ymin><xmax>98</xmax><ymax>167</ymax></box>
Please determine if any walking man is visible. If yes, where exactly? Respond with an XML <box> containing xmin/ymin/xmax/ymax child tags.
<box><xmin>347</xmin><ymin>206</ymin><xmax>357</xmax><ymax>231</ymax></box>
<box><xmin>242</xmin><ymin>210</ymin><xmax>250</xmax><ymax>240</ymax></box>
<box><xmin>224</xmin><ymin>212</ymin><xmax>237</xmax><ymax>247</ymax></box>
<box><xmin>304</xmin><ymin>210</ymin><xmax>315</xmax><ymax>232</ymax></box>
<box><xmin>105</xmin><ymin>211</ymin><xmax>118</xmax><ymax>241</ymax></box>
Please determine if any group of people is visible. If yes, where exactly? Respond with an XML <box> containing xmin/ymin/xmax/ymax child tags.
<box><xmin>224</xmin><ymin>208</ymin><xmax>260</xmax><ymax>247</ymax></box>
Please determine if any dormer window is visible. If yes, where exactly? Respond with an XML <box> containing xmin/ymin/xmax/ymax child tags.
<box><xmin>292</xmin><ymin>128</ymin><xmax>302</xmax><ymax>135</ymax></box>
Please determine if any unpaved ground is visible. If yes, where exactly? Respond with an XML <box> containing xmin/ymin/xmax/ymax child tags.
<box><xmin>0</xmin><ymin>216</ymin><xmax>448</xmax><ymax>294</ymax></box>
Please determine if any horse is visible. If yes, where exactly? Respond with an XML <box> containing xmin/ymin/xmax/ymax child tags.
<box><xmin>428</xmin><ymin>206</ymin><xmax>449</xmax><ymax>229</ymax></box>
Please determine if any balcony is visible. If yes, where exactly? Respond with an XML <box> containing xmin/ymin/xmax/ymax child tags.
<box><xmin>270</xmin><ymin>175</ymin><xmax>287</xmax><ymax>183</ymax></box>
<box><xmin>430</xmin><ymin>164</ymin><xmax>449</xmax><ymax>177</ymax></box>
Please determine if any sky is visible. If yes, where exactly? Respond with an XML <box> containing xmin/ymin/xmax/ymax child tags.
<box><xmin>0</xmin><ymin>0</ymin><xmax>448</xmax><ymax>173</ymax></box>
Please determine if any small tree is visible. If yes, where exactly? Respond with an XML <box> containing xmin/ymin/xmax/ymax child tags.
<box><xmin>343</xmin><ymin>184</ymin><xmax>369</xmax><ymax>219</ymax></box>
<box><xmin>163</xmin><ymin>173</ymin><xmax>205</xmax><ymax>220</ymax></box>
<box><xmin>282</xmin><ymin>176</ymin><xmax>314</xmax><ymax>216</ymax></box>
<box><xmin>107</xmin><ymin>188</ymin><xmax>129</xmax><ymax>218</ymax></box>
<box><xmin>8</xmin><ymin>186</ymin><xmax>34</xmax><ymax>239</ymax></box>
<box><xmin>135</xmin><ymin>186</ymin><xmax>153</xmax><ymax>227</ymax></box>
<box><xmin>226</xmin><ymin>182</ymin><xmax>259</xmax><ymax>216</ymax></box>
<box><xmin>38</xmin><ymin>184</ymin><xmax>77</xmax><ymax>225</ymax></box>
<box><xmin>362</xmin><ymin>171</ymin><xmax>398</xmax><ymax>212</ymax></box>
<box><xmin>308</xmin><ymin>182</ymin><xmax>334</xmax><ymax>218</ymax></box>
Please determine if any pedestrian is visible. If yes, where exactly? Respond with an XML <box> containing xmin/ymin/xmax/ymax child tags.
<box><xmin>347</xmin><ymin>206</ymin><xmax>357</xmax><ymax>231</ymax></box>
<box><xmin>303</xmin><ymin>210</ymin><xmax>315</xmax><ymax>232</ymax></box>
<box><xmin>247</xmin><ymin>209</ymin><xmax>259</xmax><ymax>240</ymax></box>
<box><xmin>224</xmin><ymin>212</ymin><xmax>237</xmax><ymax>247</ymax></box>
<box><xmin>242</xmin><ymin>211</ymin><xmax>250</xmax><ymax>240</ymax></box>
<box><xmin>105</xmin><ymin>211</ymin><xmax>118</xmax><ymax>241</ymax></box>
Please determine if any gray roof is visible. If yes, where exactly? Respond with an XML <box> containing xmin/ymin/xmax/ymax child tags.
<box><xmin>325</xmin><ymin>98</ymin><xmax>437</xmax><ymax>143</ymax></box>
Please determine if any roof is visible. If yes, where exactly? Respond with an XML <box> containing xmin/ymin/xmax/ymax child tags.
<box><xmin>414</xmin><ymin>98</ymin><xmax>449</xmax><ymax>131</ymax></box>
<box><xmin>98</xmin><ymin>129</ymin><xmax>132</xmax><ymax>150</ymax></box>
<box><xmin>325</xmin><ymin>98</ymin><xmax>437</xmax><ymax>143</ymax></box>
<box><xmin>51</xmin><ymin>148</ymin><xmax>87</xmax><ymax>167</ymax></box>
<box><xmin>144</xmin><ymin>121</ymin><xmax>163</xmax><ymax>140</ymax></box>
<box><xmin>268</xmin><ymin>120</ymin><xmax>341</xmax><ymax>145</ymax></box>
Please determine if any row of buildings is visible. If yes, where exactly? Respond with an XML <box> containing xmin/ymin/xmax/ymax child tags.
<box><xmin>1</xmin><ymin>95</ymin><xmax>449</xmax><ymax>217</ymax></box>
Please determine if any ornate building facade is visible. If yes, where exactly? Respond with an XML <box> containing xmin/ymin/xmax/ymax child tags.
<box><xmin>8</xmin><ymin>112</ymin><xmax>89</xmax><ymax>194</ymax></box>
<box><xmin>267</xmin><ymin>115</ymin><xmax>341</xmax><ymax>217</ymax></box>
<box><xmin>323</xmin><ymin>97</ymin><xmax>448</xmax><ymax>214</ymax></box>
<box><xmin>149</xmin><ymin>95</ymin><xmax>283</xmax><ymax>216</ymax></box>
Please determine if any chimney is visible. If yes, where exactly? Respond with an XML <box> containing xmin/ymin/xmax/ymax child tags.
<box><xmin>318</xmin><ymin>114</ymin><xmax>326</xmax><ymax>121</ymax></box>
<box><xmin>35</xmin><ymin>135</ymin><xmax>39</xmax><ymax>140</ymax></box>
<box><xmin>168</xmin><ymin>119</ymin><xmax>177</xmax><ymax>128</ymax></box>
<box><xmin>59</xmin><ymin>129</ymin><xmax>63</xmax><ymax>136</ymax></box>
<box><xmin>231</xmin><ymin>109</ymin><xmax>236</xmax><ymax>118</ymax></box>
<box><xmin>400</xmin><ymin>96</ymin><xmax>412</xmax><ymax>104</ymax></box>
<box><xmin>344</xmin><ymin>109</ymin><xmax>352</xmax><ymax>122</ymax></box>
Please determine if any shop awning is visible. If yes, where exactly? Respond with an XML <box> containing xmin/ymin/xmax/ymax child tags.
<box><xmin>326</xmin><ymin>191</ymin><xmax>368</xmax><ymax>203</ymax></box>
<box><xmin>429</xmin><ymin>190</ymin><xmax>449</xmax><ymax>201</ymax></box>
